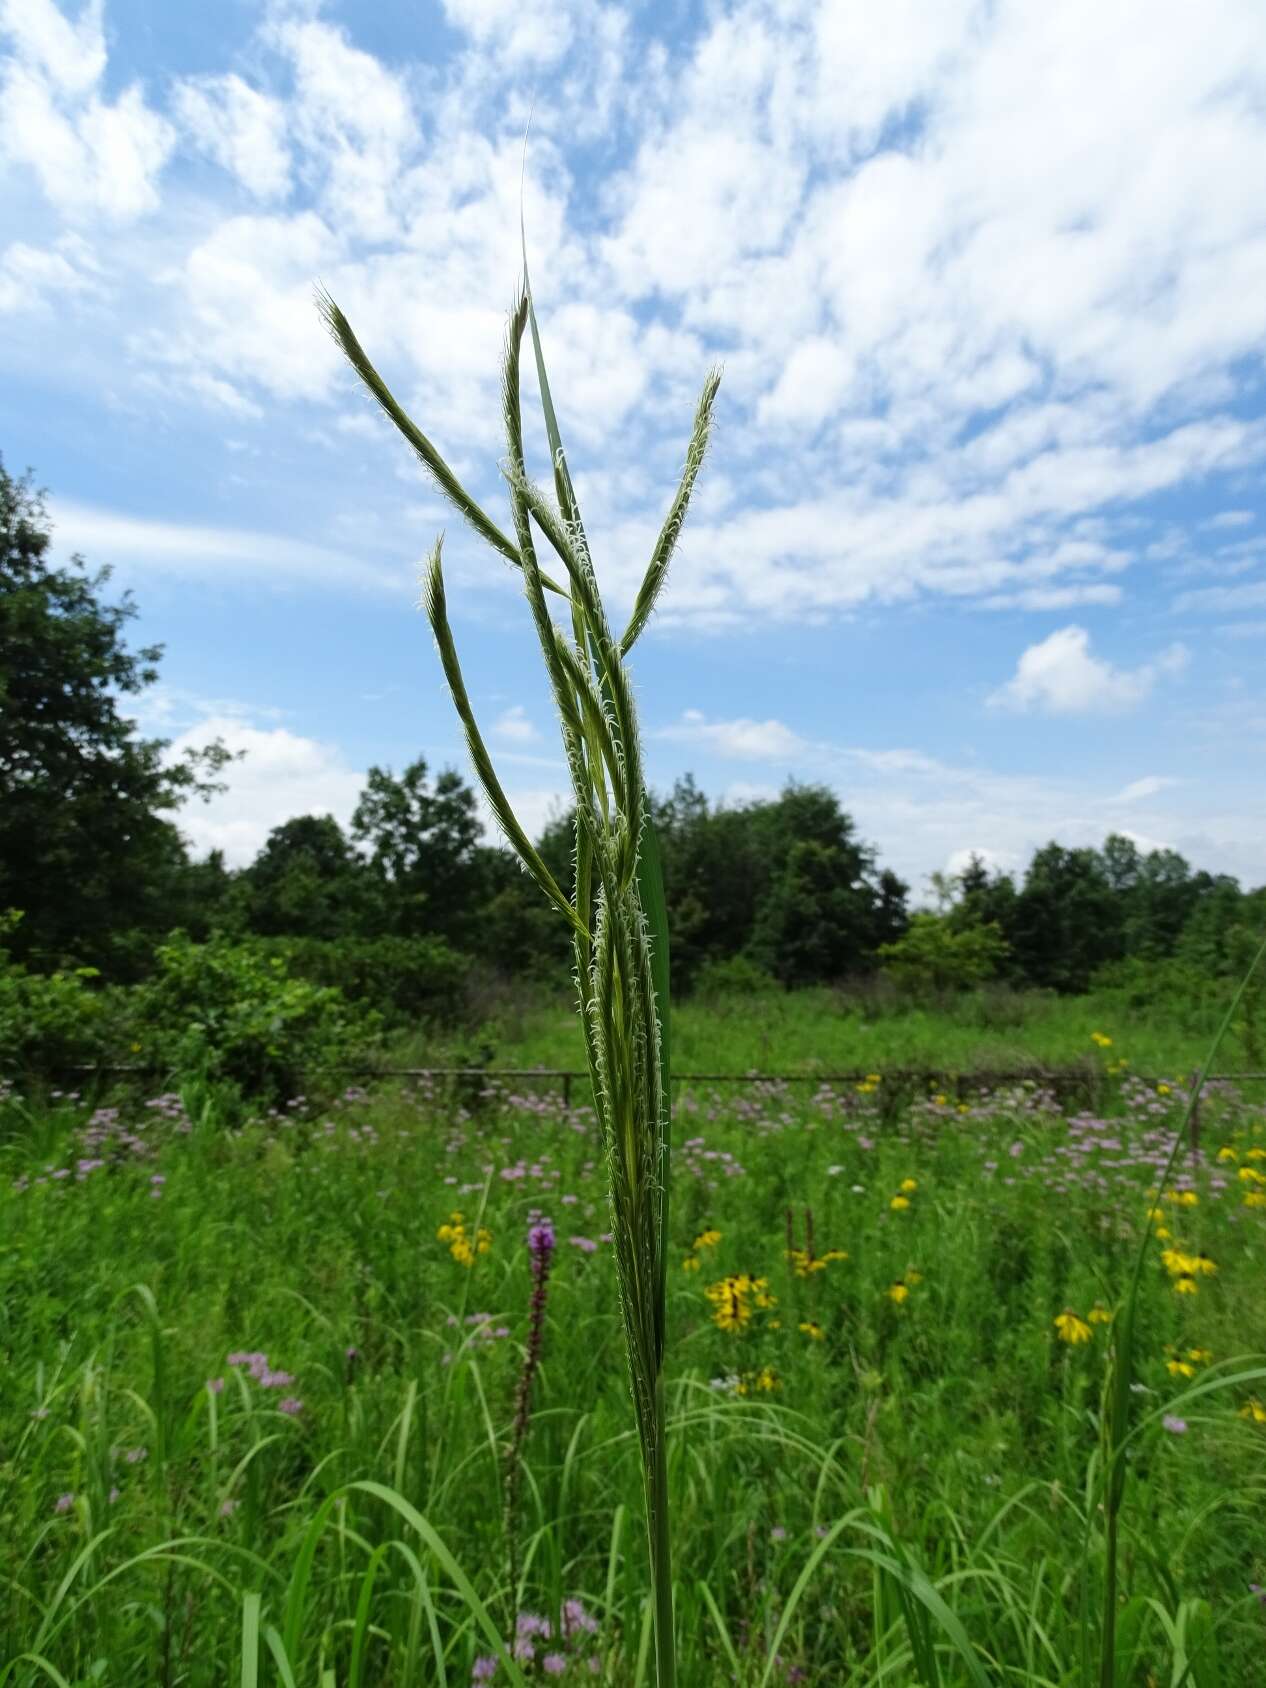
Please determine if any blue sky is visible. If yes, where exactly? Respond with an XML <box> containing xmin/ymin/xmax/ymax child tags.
<box><xmin>3</xmin><ymin>0</ymin><xmax>1266</xmax><ymax>894</ymax></box>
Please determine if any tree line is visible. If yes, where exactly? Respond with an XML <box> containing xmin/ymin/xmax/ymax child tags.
<box><xmin>4</xmin><ymin>454</ymin><xmax>1263</xmax><ymax>1012</ymax></box>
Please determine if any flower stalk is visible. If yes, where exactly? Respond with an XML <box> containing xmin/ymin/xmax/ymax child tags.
<box><xmin>317</xmin><ymin>267</ymin><xmax>720</xmax><ymax>1688</ymax></box>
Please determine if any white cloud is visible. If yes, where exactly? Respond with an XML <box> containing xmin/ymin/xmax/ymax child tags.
<box><xmin>491</xmin><ymin>704</ymin><xmax>540</xmax><ymax>743</ymax></box>
<box><xmin>1174</xmin><ymin>580</ymin><xmax>1266</xmax><ymax>614</ymax></box>
<box><xmin>0</xmin><ymin>1</ymin><xmax>173</xmax><ymax>220</ymax></box>
<box><xmin>174</xmin><ymin>73</ymin><xmax>291</xmax><ymax>200</ymax></box>
<box><xmin>979</xmin><ymin>583</ymin><xmax>1123</xmax><ymax>612</ymax></box>
<box><xmin>0</xmin><ymin>234</ymin><xmax>101</xmax><ymax>312</ymax></box>
<box><xmin>166</xmin><ymin>714</ymin><xmax>365</xmax><ymax>867</ymax></box>
<box><xmin>1112</xmin><ymin>776</ymin><xmax>1180</xmax><ymax>804</ymax></box>
<box><xmin>654</xmin><ymin>708</ymin><xmax>808</xmax><ymax>760</ymax></box>
<box><xmin>1205</xmin><ymin>509</ymin><xmax>1255</xmax><ymax>530</ymax></box>
<box><xmin>988</xmin><ymin>625</ymin><xmax>1190</xmax><ymax>715</ymax></box>
<box><xmin>48</xmin><ymin>498</ymin><xmax>410</xmax><ymax>595</ymax></box>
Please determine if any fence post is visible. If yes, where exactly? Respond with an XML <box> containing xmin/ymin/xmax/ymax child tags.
<box><xmin>562</xmin><ymin>1071</ymin><xmax>572</xmax><ymax>1113</ymax></box>
<box><xmin>1189</xmin><ymin>1071</ymin><xmax>1201</xmax><ymax>1161</ymax></box>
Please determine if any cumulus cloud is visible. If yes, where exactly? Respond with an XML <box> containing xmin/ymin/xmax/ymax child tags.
<box><xmin>165</xmin><ymin>714</ymin><xmax>365</xmax><ymax>866</ymax></box>
<box><xmin>174</xmin><ymin>73</ymin><xmax>291</xmax><ymax>200</ymax></box>
<box><xmin>490</xmin><ymin>704</ymin><xmax>540</xmax><ymax>742</ymax></box>
<box><xmin>988</xmin><ymin>626</ymin><xmax>1190</xmax><ymax>715</ymax></box>
<box><xmin>654</xmin><ymin>709</ymin><xmax>808</xmax><ymax>760</ymax></box>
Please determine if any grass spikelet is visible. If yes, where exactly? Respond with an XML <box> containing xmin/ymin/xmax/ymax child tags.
<box><xmin>318</xmin><ymin>253</ymin><xmax>719</xmax><ymax>1688</ymax></box>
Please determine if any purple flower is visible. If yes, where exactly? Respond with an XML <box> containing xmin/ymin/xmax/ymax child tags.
<box><xmin>770</xmin><ymin>1525</ymin><xmax>788</xmax><ymax>1541</ymax></box>
<box><xmin>108</xmin><ymin>1486</ymin><xmax>120</xmax><ymax>1504</ymax></box>
<box><xmin>569</xmin><ymin>1235</ymin><xmax>598</xmax><ymax>1253</ymax></box>
<box><xmin>542</xmin><ymin>1655</ymin><xmax>567</xmax><ymax>1677</ymax></box>
<box><xmin>472</xmin><ymin>1656</ymin><xmax>498</xmax><ymax>1682</ymax></box>
<box><xmin>562</xmin><ymin>1598</ymin><xmax>598</xmax><ymax>1636</ymax></box>
<box><xmin>528</xmin><ymin>1222</ymin><xmax>556</xmax><ymax>1255</ymax></box>
<box><xmin>1162</xmin><ymin>1414</ymin><xmax>1188</xmax><ymax>1435</ymax></box>
<box><xmin>206</xmin><ymin>1377</ymin><xmax>224</xmax><ymax>1394</ymax></box>
<box><xmin>124</xmin><ymin>1447</ymin><xmax>147</xmax><ymax>1464</ymax></box>
<box><xmin>278</xmin><ymin>1397</ymin><xmax>304</xmax><ymax>1416</ymax></box>
<box><xmin>54</xmin><ymin>1492</ymin><xmax>74</xmax><ymax>1514</ymax></box>
<box><xmin>219</xmin><ymin>1498</ymin><xmax>239</xmax><ymax>1518</ymax></box>
<box><xmin>516</xmin><ymin>1612</ymin><xmax>551</xmax><ymax>1638</ymax></box>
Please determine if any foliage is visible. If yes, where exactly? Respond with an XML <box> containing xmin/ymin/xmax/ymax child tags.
<box><xmin>269</xmin><ymin>932</ymin><xmax>471</xmax><ymax>1027</ymax></box>
<box><xmin>0</xmin><ymin>912</ymin><xmax>122</xmax><ymax>1078</ymax></box>
<box><xmin>128</xmin><ymin>932</ymin><xmax>379</xmax><ymax>1100</ymax></box>
<box><xmin>0</xmin><ymin>457</ymin><xmax>229</xmax><ymax>976</ymax></box>
<box><xmin>878</xmin><ymin>912</ymin><xmax>1009</xmax><ymax>997</ymax></box>
<box><xmin>352</xmin><ymin>758</ymin><xmax>489</xmax><ymax>949</ymax></box>
<box><xmin>1</xmin><ymin>1072</ymin><xmax>1263</xmax><ymax>1683</ymax></box>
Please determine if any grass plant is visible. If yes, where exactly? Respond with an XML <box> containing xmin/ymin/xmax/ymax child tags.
<box><xmin>316</xmin><ymin>263</ymin><xmax>721</xmax><ymax>1687</ymax></box>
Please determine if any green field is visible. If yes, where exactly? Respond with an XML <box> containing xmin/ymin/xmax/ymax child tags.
<box><xmin>409</xmin><ymin>981</ymin><xmax>1250</xmax><ymax>1088</ymax></box>
<box><xmin>3</xmin><ymin>1053</ymin><xmax>1265</xmax><ymax>1685</ymax></box>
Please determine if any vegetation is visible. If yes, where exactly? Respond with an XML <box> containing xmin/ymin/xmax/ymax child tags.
<box><xmin>2</xmin><ymin>1066</ymin><xmax>1264</xmax><ymax>1685</ymax></box>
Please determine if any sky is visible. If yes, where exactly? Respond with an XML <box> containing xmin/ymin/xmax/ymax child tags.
<box><xmin>3</xmin><ymin>0</ymin><xmax>1266</xmax><ymax>898</ymax></box>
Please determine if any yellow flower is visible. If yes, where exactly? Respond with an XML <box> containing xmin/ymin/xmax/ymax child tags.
<box><xmin>1090</xmin><ymin>1031</ymin><xmax>1113</xmax><ymax>1048</ymax></box>
<box><xmin>933</xmin><ymin>1092</ymin><xmax>948</xmax><ymax>1106</ymax></box>
<box><xmin>1246</xmin><ymin>1147</ymin><xmax>1266</xmax><ymax>1162</ymax></box>
<box><xmin>890</xmin><ymin>1195</ymin><xmax>911</xmax><ymax>1212</ymax></box>
<box><xmin>695</xmin><ymin>1228</ymin><xmax>722</xmax><ymax>1248</ymax></box>
<box><xmin>1167</xmin><ymin>1359</ymin><xmax>1196</xmax><ymax>1378</ymax></box>
<box><xmin>1239</xmin><ymin>1398</ymin><xmax>1266</xmax><ymax>1424</ymax></box>
<box><xmin>130</xmin><ymin>1040</ymin><xmax>142</xmax><ymax>1054</ymax></box>
<box><xmin>1187</xmin><ymin>1348</ymin><xmax>1213</xmax><ymax>1364</ymax></box>
<box><xmin>1087</xmin><ymin>1305</ymin><xmax>1112</xmax><ymax>1325</ymax></box>
<box><xmin>1173</xmin><ymin>1273</ymin><xmax>1198</xmax><ymax>1296</ymax></box>
<box><xmin>1244</xmin><ymin>1191</ymin><xmax>1266</xmax><ymax>1209</ymax></box>
<box><xmin>905</xmin><ymin>1268</ymin><xmax>924</xmax><ymax>1286</ymax></box>
<box><xmin>1192</xmin><ymin>1253</ymin><xmax>1217</xmax><ymax>1276</ymax></box>
<box><xmin>956</xmin><ymin>1102</ymin><xmax>970</xmax><ymax>1114</ymax></box>
<box><xmin>1153</xmin><ymin>1225</ymin><xmax>1172</xmax><ymax>1240</ymax></box>
<box><xmin>1054</xmin><ymin>1311</ymin><xmax>1092</xmax><ymax>1344</ymax></box>
<box><xmin>888</xmin><ymin>1282</ymin><xmax>910</xmax><ymax>1305</ymax></box>
<box><xmin>1217</xmin><ymin>1146</ymin><xmax>1239</xmax><ymax>1163</ymax></box>
<box><xmin>1157</xmin><ymin>1083</ymin><xmax>1171</xmax><ymax>1096</ymax></box>
<box><xmin>799</xmin><ymin>1320</ymin><xmax>825</xmax><ymax>1341</ymax></box>
<box><xmin>899</xmin><ymin>1178</ymin><xmax>919</xmax><ymax>1193</ymax></box>
<box><xmin>1238</xmin><ymin>1166</ymin><xmax>1266</xmax><ymax>1185</ymax></box>
<box><xmin>682</xmin><ymin>1255</ymin><xmax>701</xmax><ymax>1272</ymax></box>
<box><xmin>820</xmin><ymin>1247</ymin><xmax>849</xmax><ymax>1263</ymax></box>
<box><xmin>865</xmin><ymin>1072</ymin><xmax>882</xmax><ymax>1084</ymax></box>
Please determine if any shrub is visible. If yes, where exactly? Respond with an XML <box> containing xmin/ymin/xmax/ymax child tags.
<box><xmin>0</xmin><ymin>912</ymin><xmax>122</xmax><ymax>1079</ymax></box>
<box><xmin>266</xmin><ymin>934</ymin><xmax>471</xmax><ymax>1027</ymax></box>
<box><xmin>129</xmin><ymin>932</ymin><xmax>379</xmax><ymax>1100</ymax></box>
<box><xmin>691</xmin><ymin>954</ymin><xmax>777</xmax><ymax>999</ymax></box>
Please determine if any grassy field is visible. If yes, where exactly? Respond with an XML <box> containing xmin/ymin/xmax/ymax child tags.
<box><xmin>2</xmin><ymin>1058</ymin><xmax>1265</xmax><ymax>1685</ymax></box>
<box><xmin>407</xmin><ymin>981</ymin><xmax>1252</xmax><ymax>1088</ymax></box>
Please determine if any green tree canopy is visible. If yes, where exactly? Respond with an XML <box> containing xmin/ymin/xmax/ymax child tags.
<box><xmin>0</xmin><ymin>457</ymin><xmax>228</xmax><ymax>975</ymax></box>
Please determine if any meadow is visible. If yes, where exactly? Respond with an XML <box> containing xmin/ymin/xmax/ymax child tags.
<box><xmin>3</xmin><ymin>1042</ymin><xmax>1265</xmax><ymax>1687</ymax></box>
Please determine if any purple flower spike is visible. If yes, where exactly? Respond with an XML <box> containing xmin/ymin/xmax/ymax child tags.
<box><xmin>528</xmin><ymin>1221</ymin><xmax>556</xmax><ymax>1255</ymax></box>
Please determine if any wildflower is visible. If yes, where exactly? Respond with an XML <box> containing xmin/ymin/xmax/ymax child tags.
<box><xmin>682</xmin><ymin>1254</ymin><xmax>701</xmax><ymax>1271</ymax></box>
<box><xmin>1167</xmin><ymin>1359</ymin><xmax>1196</xmax><ymax>1379</ymax></box>
<box><xmin>569</xmin><ymin>1235</ymin><xmax>598</xmax><ymax>1254</ymax></box>
<box><xmin>888</xmin><ymin>1282</ymin><xmax>910</xmax><ymax>1305</ymax></box>
<box><xmin>1087</xmin><ymin>1305</ymin><xmax>1112</xmax><ymax>1325</ymax></box>
<box><xmin>695</xmin><ymin>1229</ymin><xmax>721</xmax><ymax>1249</ymax></box>
<box><xmin>54</xmin><ymin>1492</ymin><xmax>75</xmax><ymax>1514</ymax></box>
<box><xmin>1173</xmin><ymin>1274</ymin><xmax>1198</xmax><ymax>1296</ymax></box>
<box><xmin>933</xmin><ymin>1092</ymin><xmax>948</xmax><ymax>1106</ymax></box>
<box><xmin>472</xmin><ymin>1659</ymin><xmax>498</xmax><ymax>1682</ymax></box>
<box><xmin>1217</xmin><ymin>1146</ymin><xmax>1239</xmax><ymax>1163</ymax></box>
<box><xmin>542</xmin><ymin>1656</ymin><xmax>567</xmax><ymax>1677</ymax></box>
<box><xmin>889</xmin><ymin>1195</ymin><xmax>910</xmax><ymax>1212</ymax></box>
<box><xmin>1244</xmin><ymin>1192</ymin><xmax>1266</xmax><ymax>1209</ymax></box>
<box><xmin>1238</xmin><ymin>1166</ymin><xmax>1266</xmax><ymax>1185</ymax></box>
<box><xmin>1162</xmin><ymin>1414</ymin><xmax>1188</xmax><ymax>1435</ymax></box>
<box><xmin>278</xmin><ymin>1397</ymin><xmax>304</xmax><ymax>1415</ymax></box>
<box><xmin>562</xmin><ymin>1599</ymin><xmax>598</xmax><ymax>1637</ymax></box>
<box><xmin>1247</xmin><ymin>1147</ymin><xmax>1266</xmax><ymax>1161</ymax></box>
<box><xmin>905</xmin><ymin>1268</ymin><xmax>923</xmax><ymax>1285</ymax></box>
<box><xmin>206</xmin><ymin>1377</ymin><xmax>224</xmax><ymax>1394</ymax></box>
<box><xmin>1090</xmin><ymin>1031</ymin><xmax>1112</xmax><ymax>1048</ymax></box>
<box><xmin>1054</xmin><ymin>1311</ymin><xmax>1092</xmax><ymax>1344</ymax></box>
<box><xmin>899</xmin><ymin>1177</ymin><xmax>918</xmax><ymax>1193</ymax></box>
<box><xmin>734</xmin><ymin>1366</ymin><xmax>779</xmax><ymax>1394</ymax></box>
<box><xmin>1157</xmin><ymin>1083</ymin><xmax>1171</xmax><ymax>1096</ymax></box>
<box><xmin>799</xmin><ymin>1321</ymin><xmax>824</xmax><ymax>1341</ymax></box>
<box><xmin>770</xmin><ymin>1525</ymin><xmax>788</xmax><ymax>1541</ymax></box>
<box><xmin>1239</xmin><ymin>1398</ymin><xmax>1266</xmax><ymax>1424</ymax></box>
<box><xmin>219</xmin><ymin>1497</ymin><xmax>239</xmax><ymax>1517</ymax></box>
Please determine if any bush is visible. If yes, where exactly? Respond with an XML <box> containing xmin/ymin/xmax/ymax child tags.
<box><xmin>0</xmin><ymin>912</ymin><xmax>123</xmax><ymax>1079</ymax></box>
<box><xmin>129</xmin><ymin>933</ymin><xmax>379</xmax><ymax>1100</ymax></box>
<box><xmin>267</xmin><ymin>934</ymin><xmax>471</xmax><ymax>1027</ymax></box>
<box><xmin>878</xmin><ymin>913</ymin><xmax>1009</xmax><ymax>998</ymax></box>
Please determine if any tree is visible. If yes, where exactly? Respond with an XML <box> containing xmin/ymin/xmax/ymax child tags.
<box><xmin>350</xmin><ymin>758</ymin><xmax>487</xmax><ymax>946</ymax></box>
<box><xmin>878</xmin><ymin>912</ymin><xmax>1009</xmax><ymax>996</ymax></box>
<box><xmin>0</xmin><ymin>457</ymin><xmax>228</xmax><ymax>975</ymax></box>
<box><xmin>242</xmin><ymin>815</ymin><xmax>369</xmax><ymax>939</ymax></box>
<box><xmin>1009</xmin><ymin>843</ymin><xmax>1120</xmax><ymax>992</ymax></box>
